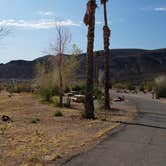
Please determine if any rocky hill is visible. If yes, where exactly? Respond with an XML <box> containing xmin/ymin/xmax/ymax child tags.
<box><xmin>0</xmin><ymin>49</ymin><xmax>166</xmax><ymax>83</ymax></box>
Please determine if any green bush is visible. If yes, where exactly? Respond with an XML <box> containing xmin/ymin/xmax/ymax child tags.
<box><xmin>0</xmin><ymin>84</ymin><xmax>3</xmax><ymax>92</ymax></box>
<box><xmin>38</xmin><ymin>88</ymin><xmax>52</xmax><ymax>102</ymax></box>
<box><xmin>139</xmin><ymin>84</ymin><xmax>145</xmax><ymax>92</ymax></box>
<box><xmin>54</xmin><ymin>111</ymin><xmax>63</xmax><ymax>117</ymax></box>
<box><xmin>143</xmin><ymin>82</ymin><xmax>155</xmax><ymax>92</ymax></box>
<box><xmin>52</xmin><ymin>96</ymin><xmax>63</xmax><ymax>107</ymax></box>
<box><xmin>6</xmin><ymin>82</ymin><xmax>32</xmax><ymax>93</ymax></box>
<box><xmin>127</xmin><ymin>84</ymin><xmax>136</xmax><ymax>91</ymax></box>
<box><xmin>71</xmin><ymin>82</ymin><xmax>86</xmax><ymax>94</ymax></box>
<box><xmin>155</xmin><ymin>82</ymin><xmax>166</xmax><ymax>98</ymax></box>
<box><xmin>93</xmin><ymin>87</ymin><xmax>103</xmax><ymax>100</ymax></box>
<box><xmin>37</xmin><ymin>85</ymin><xmax>59</xmax><ymax>102</ymax></box>
<box><xmin>113</xmin><ymin>83</ymin><xmax>129</xmax><ymax>90</ymax></box>
<box><xmin>64</xmin><ymin>86</ymin><xmax>70</xmax><ymax>93</ymax></box>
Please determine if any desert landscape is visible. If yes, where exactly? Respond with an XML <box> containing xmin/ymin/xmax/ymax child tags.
<box><xmin>0</xmin><ymin>0</ymin><xmax>166</xmax><ymax>166</ymax></box>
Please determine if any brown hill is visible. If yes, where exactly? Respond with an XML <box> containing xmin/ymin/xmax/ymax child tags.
<box><xmin>0</xmin><ymin>49</ymin><xmax>166</xmax><ymax>83</ymax></box>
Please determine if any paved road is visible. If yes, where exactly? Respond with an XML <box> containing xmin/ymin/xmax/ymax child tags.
<box><xmin>63</xmin><ymin>94</ymin><xmax>166</xmax><ymax>166</ymax></box>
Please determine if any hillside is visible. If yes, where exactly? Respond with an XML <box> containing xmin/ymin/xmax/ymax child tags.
<box><xmin>0</xmin><ymin>49</ymin><xmax>166</xmax><ymax>83</ymax></box>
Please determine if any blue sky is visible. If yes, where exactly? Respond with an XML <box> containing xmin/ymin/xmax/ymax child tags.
<box><xmin>0</xmin><ymin>0</ymin><xmax>166</xmax><ymax>63</ymax></box>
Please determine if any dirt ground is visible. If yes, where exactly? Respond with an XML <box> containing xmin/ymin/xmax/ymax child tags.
<box><xmin>0</xmin><ymin>91</ymin><xmax>136</xmax><ymax>166</ymax></box>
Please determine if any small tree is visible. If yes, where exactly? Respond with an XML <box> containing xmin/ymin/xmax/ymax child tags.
<box><xmin>71</xmin><ymin>44</ymin><xmax>82</xmax><ymax>56</ymax></box>
<box><xmin>35</xmin><ymin>44</ymin><xmax>80</xmax><ymax>104</ymax></box>
<box><xmin>53</xmin><ymin>26</ymin><xmax>71</xmax><ymax>106</ymax></box>
<box><xmin>62</xmin><ymin>44</ymin><xmax>81</xmax><ymax>89</ymax></box>
<box><xmin>34</xmin><ymin>62</ymin><xmax>56</xmax><ymax>102</ymax></box>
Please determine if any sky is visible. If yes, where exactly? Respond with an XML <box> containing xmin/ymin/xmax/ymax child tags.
<box><xmin>0</xmin><ymin>0</ymin><xmax>166</xmax><ymax>63</ymax></box>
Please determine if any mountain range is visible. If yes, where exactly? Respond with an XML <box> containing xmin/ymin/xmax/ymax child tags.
<box><xmin>0</xmin><ymin>48</ymin><xmax>166</xmax><ymax>84</ymax></box>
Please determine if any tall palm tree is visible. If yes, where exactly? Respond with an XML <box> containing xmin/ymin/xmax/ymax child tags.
<box><xmin>83</xmin><ymin>0</ymin><xmax>97</xmax><ymax>119</ymax></box>
<box><xmin>101</xmin><ymin>0</ymin><xmax>111</xmax><ymax>110</ymax></box>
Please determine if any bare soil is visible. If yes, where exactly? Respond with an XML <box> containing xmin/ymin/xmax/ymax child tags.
<box><xmin>0</xmin><ymin>91</ymin><xmax>136</xmax><ymax>166</ymax></box>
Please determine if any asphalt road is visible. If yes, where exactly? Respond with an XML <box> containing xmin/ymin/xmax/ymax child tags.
<box><xmin>63</xmin><ymin>94</ymin><xmax>166</xmax><ymax>166</ymax></box>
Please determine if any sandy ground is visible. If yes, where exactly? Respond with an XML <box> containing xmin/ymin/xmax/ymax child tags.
<box><xmin>0</xmin><ymin>91</ymin><xmax>136</xmax><ymax>166</ymax></box>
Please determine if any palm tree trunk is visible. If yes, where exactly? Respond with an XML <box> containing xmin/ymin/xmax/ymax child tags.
<box><xmin>103</xmin><ymin>1</ymin><xmax>111</xmax><ymax>110</ymax></box>
<box><xmin>83</xmin><ymin>0</ymin><xmax>97</xmax><ymax>119</ymax></box>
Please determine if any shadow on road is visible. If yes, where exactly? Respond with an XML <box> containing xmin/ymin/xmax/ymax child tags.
<box><xmin>112</xmin><ymin>120</ymin><xmax>166</xmax><ymax>130</ymax></box>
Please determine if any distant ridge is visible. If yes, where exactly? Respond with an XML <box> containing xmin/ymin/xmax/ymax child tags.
<box><xmin>0</xmin><ymin>48</ymin><xmax>166</xmax><ymax>83</ymax></box>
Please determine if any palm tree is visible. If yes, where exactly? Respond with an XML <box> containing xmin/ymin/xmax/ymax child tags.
<box><xmin>83</xmin><ymin>0</ymin><xmax>97</xmax><ymax>119</ymax></box>
<box><xmin>100</xmin><ymin>0</ymin><xmax>111</xmax><ymax>110</ymax></box>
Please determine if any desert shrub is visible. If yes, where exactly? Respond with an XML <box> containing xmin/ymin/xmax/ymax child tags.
<box><xmin>146</xmin><ymin>83</ymin><xmax>155</xmax><ymax>92</ymax></box>
<box><xmin>93</xmin><ymin>87</ymin><xmax>103</xmax><ymax>100</ymax></box>
<box><xmin>71</xmin><ymin>82</ymin><xmax>86</xmax><ymax>92</ymax></box>
<box><xmin>0</xmin><ymin>125</ymin><xmax>7</xmax><ymax>135</ymax></box>
<box><xmin>15</xmin><ymin>83</ymin><xmax>32</xmax><ymax>93</ymax></box>
<box><xmin>52</xmin><ymin>96</ymin><xmax>63</xmax><ymax>107</ymax></box>
<box><xmin>54</xmin><ymin>111</ymin><xmax>63</xmax><ymax>117</ymax></box>
<box><xmin>0</xmin><ymin>84</ymin><xmax>3</xmax><ymax>92</ymax></box>
<box><xmin>27</xmin><ymin>155</ymin><xmax>43</xmax><ymax>165</ymax></box>
<box><xmin>155</xmin><ymin>76</ymin><xmax>166</xmax><ymax>98</ymax></box>
<box><xmin>113</xmin><ymin>82</ymin><xmax>136</xmax><ymax>91</ymax></box>
<box><xmin>6</xmin><ymin>82</ymin><xmax>14</xmax><ymax>93</ymax></box>
<box><xmin>6</xmin><ymin>81</ymin><xmax>32</xmax><ymax>93</ymax></box>
<box><xmin>37</xmin><ymin>84</ymin><xmax>60</xmax><ymax>103</ymax></box>
<box><xmin>64</xmin><ymin>86</ymin><xmax>70</xmax><ymax>93</ymax></box>
<box><xmin>139</xmin><ymin>84</ymin><xmax>145</xmax><ymax>92</ymax></box>
<box><xmin>127</xmin><ymin>84</ymin><xmax>136</xmax><ymax>91</ymax></box>
<box><xmin>30</xmin><ymin>118</ymin><xmax>40</xmax><ymax>124</ymax></box>
<box><xmin>113</xmin><ymin>83</ymin><xmax>129</xmax><ymax>90</ymax></box>
<box><xmin>155</xmin><ymin>82</ymin><xmax>166</xmax><ymax>98</ymax></box>
<box><xmin>139</xmin><ymin>82</ymin><xmax>156</xmax><ymax>92</ymax></box>
<box><xmin>38</xmin><ymin>87</ymin><xmax>53</xmax><ymax>102</ymax></box>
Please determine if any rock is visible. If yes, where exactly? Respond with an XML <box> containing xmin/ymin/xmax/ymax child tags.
<box><xmin>1</xmin><ymin>115</ymin><xmax>13</xmax><ymax>122</ymax></box>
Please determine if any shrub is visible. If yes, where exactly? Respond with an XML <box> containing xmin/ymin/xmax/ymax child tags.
<box><xmin>54</xmin><ymin>111</ymin><xmax>63</xmax><ymax>117</ymax></box>
<box><xmin>144</xmin><ymin>82</ymin><xmax>155</xmax><ymax>92</ymax></box>
<box><xmin>27</xmin><ymin>155</ymin><xmax>43</xmax><ymax>165</ymax></box>
<box><xmin>139</xmin><ymin>84</ymin><xmax>145</xmax><ymax>92</ymax></box>
<box><xmin>30</xmin><ymin>118</ymin><xmax>40</xmax><ymax>124</ymax></box>
<box><xmin>0</xmin><ymin>84</ymin><xmax>3</xmax><ymax>92</ymax></box>
<box><xmin>71</xmin><ymin>81</ymin><xmax>86</xmax><ymax>94</ymax></box>
<box><xmin>38</xmin><ymin>88</ymin><xmax>52</xmax><ymax>102</ymax></box>
<box><xmin>113</xmin><ymin>83</ymin><xmax>129</xmax><ymax>90</ymax></box>
<box><xmin>155</xmin><ymin>82</ymin><xmax>166</xmax><ymax>98</ymax></box>
<box><xmin>154</xmin><ymin>77</ymin><xmax>166</xmax><ymax>98</ymax></box>
<box><xmin>6</xmin><ymin>82</ymin><xmax>32</xmax><ymax>93</ymax></box>
<box><xmin>52</xmin><ymin>96</ymin><xmax>63</xmax><ymax>107</ymax></box>
<box><xmin>36</xmin><ymin>84</ymin><xmax>60</xmax><ymax>103</ymax></box>
<box><xmin>64</xmin><ymin>86</ymin><xmax>70</xmax><ymax>93</ymax></box>
<box><xmin>127</xmin><ymin>84</ymin><xmax>136</xmax><ymax>91</ymax></box>
<box><xmin>93</xmin><ymin>87</ymin><xmax>103</xmax><ymax>100</ymax></box>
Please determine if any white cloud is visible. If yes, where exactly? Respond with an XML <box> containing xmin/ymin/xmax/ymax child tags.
<box><xmin>153</xmin><ymin>7</ymin><xmax>166</xmax><ymax>12</ymax></box>
<box><xmin>37</xmin><ymin>11</ymin><xmax>54</xmax><ymax>16</ymax></box>
<box><xmin>141</xmin><ymin>6</ymin><xmax>166</xmax><ymax>12</ymax></box>
<box><xmin>0</xmin><ymin>19</ymin><xmax>80</xmax><ymax>29</ymax></box>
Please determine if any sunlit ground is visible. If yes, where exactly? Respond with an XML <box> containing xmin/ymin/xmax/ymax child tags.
<box><xmin>0</xmin><ymin>91</ymin><xmax>135</xmax><ymax>166</ymax></box>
